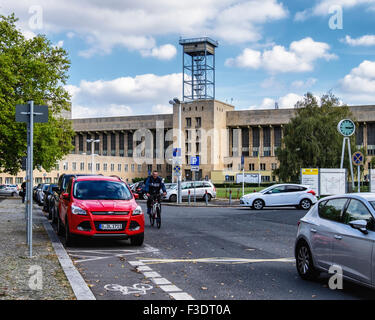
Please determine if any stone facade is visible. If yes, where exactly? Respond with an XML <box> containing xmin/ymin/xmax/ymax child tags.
<box><xmin>1</xmin><ymin>100</ymin><xmax>375</xmax><ymax>185</ymax></box>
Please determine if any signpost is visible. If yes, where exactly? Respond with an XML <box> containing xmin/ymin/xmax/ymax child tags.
<box><xmin>16</xmin><ymin>101</ymin><xmax>48</xmax><ymax>258</ymax></box>
<box><xmin>352</xmin><ymin>151</ymin><xmax>364</xmax><ymax>192</ymax></box>
<box><xmin>301</xmin><ymin>168</ymin><xmax>320</xmax><ymax>197</ymax></box>
<box><xmin>172</xmin><ymin>147</ymin><xmax>182</xmax><ymax>203</ymax></box>
<box><xmin>241</xmin><ymin>155</ymin><xmax>245</xmax><ymax>196</ymax></box>
<box><xmin>337</xmin><ymin>119</ymin><xmax>355</xmax><ymax>191</ymax></box>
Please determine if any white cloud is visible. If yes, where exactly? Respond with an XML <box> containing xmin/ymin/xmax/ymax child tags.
<box><xmin>226</xmin><ymin>37</ymin><xmax>336</xmax><ymax>73</ymax></box>
<box><xmin>66</xmin><ymin>73</ymin><xmax>181</xmax><ymax>118</ymax></box>
<box><xmin>295</xmin><ymin>0</ymin><xmax>375</xmax><ymax>20</ymax></box>
<box><xmin>247</xmin><ymin>93</ymin><xmax>304</xmax><ymax>110</ymax></box>
<box><xmin>1</xmin><ymin>0</ymin><xmax>288</xmax><ymax>58</ymax></box>
<box><xmin>140</xmin><ymin>44</ymin><xmax>177</xmax><ymax>60</ymax></box>
<box><xmin>291</xmin><ymin>78</ymin><xmax>317</xmax><ymax>89</ymax></box>
<box><xmin>340</xmin><ymin>60</ymin><xmax>375</xmax><ymax>94</ymax></box>
<box><xmin>152</xmin><ymin>104</ymin><xmax>173</xmax><ymax>114</ymax></box>
<box><xmin>341</xmin><ymin>34</ymin><xmax>375</xmax><ymax>46</ymax></box>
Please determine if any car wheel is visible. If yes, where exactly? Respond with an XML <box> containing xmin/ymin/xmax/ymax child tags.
<box><xmin>296</xmin><ymin>241</ymin><xmax>319</xmax><ymax>280</ymax></box>
<box><xmin>299</xmin><ymin>199</ymin><xmax>312</xmax><ymax>210</ymax></box>
<box><xmin>252</xmin><ymin>199</ymin><xmax>264</xmax><ymax>210</ymax></box>
<box><xmin>169</xmin><ymin>194</ymin><xmax>177</xmax><ymax>202</ymax></box>
<box><xmin>57</xmin><ymin>215</ymin><xmax>64</xmax><ymax>236</ymax></box>
<box><xmin>65</xmin><ymin>219</ymin><xmax>75</xmax><ymax>247</ymax></box>
<box><xmin>130</xmin><ymin>233</ymin><xmax>144</xmax><ymax>246</ymax></box>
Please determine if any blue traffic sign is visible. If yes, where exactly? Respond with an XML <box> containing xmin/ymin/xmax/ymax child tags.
<box><xmin>173</xmin><ymin>148</ymin><xmax>181</xmax><ymax>157</ymax></box>
<box><xmin>191</xmin><ymin>156</ymin><xmax>200</xmax><ymax>166</ymax></box>
<box><xmin>352</xmin><ymin>151</ymin><xmax>364</xmax><ymax>166</ymax></box>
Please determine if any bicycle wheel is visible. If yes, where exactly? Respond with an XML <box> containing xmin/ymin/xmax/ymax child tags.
<box><xmin>156</xmin><ymin>206</ymin><xmax>161</xmax><ymax>229</ymax></box>
<box><xmin>149</xmin><ymin>208</ymin><xmax>155</xmax><ymax>226</ymax></box>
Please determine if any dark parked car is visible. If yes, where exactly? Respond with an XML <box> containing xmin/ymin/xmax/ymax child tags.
<box><xmin>43</xmin><ymin>184</ymin><xmax>58</xmax><ymax>218</ymax></box>
<box><xmin>132</xmin><ymin>181</ymin><xmax>148</xmax><ymax>200</ymax></box>
<box><xmin>50</xmin><ymin>174</ymin><xmax>99</xmax><ymax>224</ymax></box>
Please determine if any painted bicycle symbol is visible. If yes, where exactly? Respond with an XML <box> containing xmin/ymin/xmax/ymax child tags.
<box><xmin>104</xmin><ymin>283</ymin><xmax>153</xmax><ymax>295</ymax></box>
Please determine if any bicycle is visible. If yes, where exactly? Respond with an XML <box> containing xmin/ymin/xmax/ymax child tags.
<box><xmin>149</xmin><ymin>194</ymin><xmax>161</xmax><ymax>229</ymax></box>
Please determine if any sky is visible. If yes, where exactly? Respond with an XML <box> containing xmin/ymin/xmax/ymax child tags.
<box><xmin>2</xmin><ymin>0</ymin><xmax>375</xmax><ymax>118</ymax></box>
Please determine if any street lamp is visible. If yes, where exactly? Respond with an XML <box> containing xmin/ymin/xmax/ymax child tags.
<box><xmin>169</xmin><ymin>98</ymin><xmax>182</xmax><ymax>204</ymax></box>
<box><xmin>87</xmin><ymin>139</ymin><xmax>100</xmax><ymax>173</ymax></box>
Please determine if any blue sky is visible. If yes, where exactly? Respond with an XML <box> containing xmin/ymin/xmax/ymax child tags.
<box><xmin>2</xmin><ymin>0</ymin><xmax>375</xmax><ymax>118</ymax></box>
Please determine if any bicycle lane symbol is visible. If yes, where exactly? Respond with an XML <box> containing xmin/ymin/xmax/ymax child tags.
<box><xmin>104</xmin><ymin>283</ymin><xmax>153</xmax><ymax>295</ymax></box>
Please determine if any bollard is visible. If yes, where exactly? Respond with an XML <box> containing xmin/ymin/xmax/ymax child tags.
<box><xmin>229</xmin><ymin>189</ymin><xmax>232</xmax><ymax>206</ymax></box>
<box><xmin>205</xmin><ymin>189</ymin><xmax>208</xmax><ymax>206</ymax></box>
<box><xmin>188</xmin><ymin>190</ymin><xmax>191</xmax><ymax>205</ymax></box>
<box><xmin>237</xmin><ymin>188</ymin><xmax>239</xmax><ymax>200</ymax></box>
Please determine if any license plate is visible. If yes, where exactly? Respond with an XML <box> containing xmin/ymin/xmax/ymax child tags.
<box><xmin>99</xmin><ymin>223</ymin><xmax>123</xmax><ymax>230</ymax></box>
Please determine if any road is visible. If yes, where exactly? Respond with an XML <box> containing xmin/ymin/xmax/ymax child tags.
<box><xmin>56</xmin><ymin>202</ymin><xmax>375</xmax><ymax>300</ymax></box>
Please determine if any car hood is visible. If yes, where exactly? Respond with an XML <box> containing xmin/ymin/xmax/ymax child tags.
<box><xmin>243</xmin><ymin>192</ymin><xmax>263</xmax><ymax>198</ymax></box>
<box><xmin>74</xmin><ymin>199</ymin><xmax>137</xmax><ymax>212</ymax></box>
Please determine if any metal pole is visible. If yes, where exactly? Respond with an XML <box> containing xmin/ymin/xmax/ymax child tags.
<box><xmin>178</xmin><ymin>102</ymin><xmax>182</xmax><ymax>204</ymax></box>
<box><xmin>347</xmin><ymin>137</ymin><xmax>355</xmax><ymax>191</ymax></box>
<box><xmin>340</xmin><ymin>137</ymin><xmax>346</xmax><ymax>169</ymax></box>
<box><xmin>358</xmin><ymin>165</ymin><xmax>361</xmax><ymax>193</ymax></box>
<box><xmin>91</xmin><ymin>141</ymin><xmax>95</xmax><ymax>174</ymax></box>
<box><xmin>242</xmin><ymin>167</ymin><xmax>245</xmax><ymax>196</ymax></box>
<box><xmin>28</xmin><ymin>100</ymin><xmax>34</xmax><ymax>258</ymax></box>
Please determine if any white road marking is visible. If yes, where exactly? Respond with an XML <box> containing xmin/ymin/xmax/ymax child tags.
<box><xmin>128</xmin><ymin>260</ymin><xmax>195</xmax><ymax>300</ymax></box>
<box><xmin>138</xmin><ymin>257</ymin><xmax>295</xmax><ymax>265</ymax></box>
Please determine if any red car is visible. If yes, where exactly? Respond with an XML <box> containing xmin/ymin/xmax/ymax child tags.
<box><xmin>56</xmin><ymin>175</ymin><xmax>144</xmax><ymax>247</ymax></box>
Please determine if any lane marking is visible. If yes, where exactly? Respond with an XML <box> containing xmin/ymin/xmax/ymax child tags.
<box><xmin>104</xmin><ymin>283</ymin><xmax>153</xmax><ymax>295</ymax></box>
<box><xmin>128</xmin><ymin>260</ymin><xmax>194</xmax><ymax>300</ymax></box>
<box><xmin>137</xmin><ymin>257</ymin><xmax>295</xmax><ymax>265</ymax></box>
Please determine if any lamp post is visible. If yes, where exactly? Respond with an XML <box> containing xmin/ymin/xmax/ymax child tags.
<box><xmin>169</xmin><ymin>98</ymin><xmax>182</xmax><ymax>204</ymax></box>
<box><xmin>86</xmin><ymin>139</ymin><xmax>100</xmax><ymax>173</ymax></box>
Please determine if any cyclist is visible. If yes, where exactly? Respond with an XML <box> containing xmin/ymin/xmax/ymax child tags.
<box><xmin>144</xmin><ymin>170</ymin><xmax>167</xmax><ymax>216</ymax></box>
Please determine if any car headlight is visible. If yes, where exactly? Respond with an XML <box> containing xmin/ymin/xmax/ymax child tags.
<box><xmin>132</xmin><ymin>205</ymin><xmax>143</xmax><ymax>216</ymax></box>
<box><xmin>71</xmin><ymin>205</ymin><xmax>87</xmax><ymax>215</ymax></box>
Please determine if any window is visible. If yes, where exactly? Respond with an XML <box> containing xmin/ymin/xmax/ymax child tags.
<box><xmin>73</xmin><ymin>181</ymin><xmax>132</xmax><ymax>200</ymax></box>
<box><xmin>270</xmin><ymin>186</ymin><xmax>286</xmax><ymax>193</ymax></box>
<box><xmin>118</xmin><ymin>164</ymin><xmax>122</xmax><ymax>172</ymax></box>
<box><xmin>138</xmin><ymin>165</ymin><xmax>142</xmax><ymax>173</ymax></box>
<box><xmin>80</xmin><ymin>162</ymin><xmax>85</xmax><ymax>171</ymax></box>
<box><xmin>103</xmin><ymin>163</ymin><xmax>108</xmax><ymax>171</ymax></box>
<box><xmin>78</xmin><ymin>135</ymin><xmax>83</xmax><ymax>154</ymax></box>
<box><xmin>86</xmin><ymin>134</ymin><xmax>91</xmax><ymax>155</ymax></box>
<box><xmin>88</xmin><ymin>163</ymin><xmax>92</xmax><ymax>171</ymax></box>
<box><xmin>111</xmin><ymin>133</ymin><xmax>116</xmax><ymax>156</ymax></box>
<box><xmin>285</xmin><ymin>185</ymin><xmax>306</xmax><ymax>192</ymax></box>
<box><xmin>195</xmin><ymin>117</ymin><xmax>201</xmax><ymax>128</ymax></box>
<box><xmin>157</xmin><ymin>164</ymin><xmax>162</xmax><ymax>172</ymax></box>
<box><xmin>343</xmin><ymin>199</ymin><xmax>374</xmax><ymax>228</ymax></box>
<box><xmin>72</xmin><ymin>162</ymin><xmax>77</xmax><ymax>171</ymax></box>
<box><xmin>63</xmin><ymin>162</ymin><xmax>68</xmax><ymax>171</ymax></box>
<box><xmin>319</xmin><ymin>198</ymin><xmax>348</xmax><ymax>222</ymax></box>
<box><xmin>274</xmin><ymin>126</ymin><xmax>282</xmax><ymax>147</ymax></box>
<box><xmin>110</xmin><ymin>163</ymin><xmax>115</xmax><ymax>172</ymax></box>
<box><xmin>147</xmin><ymin>164</ymin><xmax>153</xmax><ymax>173</ymax></box>
<box><xmin>119</xmin><ymin>132</ymin><xmax>124</xmax><ymax>157</ymax></box>
<box><xmin>131</xmin><ymin>164</ymin><xmax>135</xmax><ymax>172</ymax></box>
<box><xmin>271</xmin><ymin>163</ymin><xmax>278</xmax><ymax>170</ymax></box>
<box><xmin>102</xmin><ymin>133</ymin><xmax>108</xmax><ymax>156</ymax></box>
<box><xmin>261</xmin><ymin>176</ymin><xmax>270</xmax><ymax>182</ymax></box>
<box><xmin>249</xmin><ymin>163</ymin><xmax>255</xmax><ymax>171</ymax></box>
<box><xmin>55</xmin><ymin>163</ymin><xmax>60</xmax><ymax>171</ymax></box>
<box><xmin>16</xmin><ymin>177</ymin><xmax>23</xmax><ymax>184</ymax></box>
<box><xmin>96</xmin><ymin>163</ymin><xmax>100</xmax><ymax>171</ymax></box>
<box><xmin>260</xmin><ymin>163</ymin><xmax>266</xmax><ymax>171</ymax></box>
<box><xmin>242</xmin><ymin>128</ymin><xmax>249</xmax><ymax>156</ymax></box>
<box><xmin>186</xmin><ymin>117</ymin><xmax>191</xmax><ymax>127</ymax></box>
<box><xmin>125</xmin><ymin>164</ymin><xmax>128</xmax><ymax>172</ymax></box>
<box><xmin>71</xmin><ymin>137</ymin><xmax>76</xmax><ymax>154</ymax></box>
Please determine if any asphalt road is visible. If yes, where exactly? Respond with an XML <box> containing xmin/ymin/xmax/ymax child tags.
<box><xmin>55</xmin><ymin>201</ymin><xmax>375</xmax><ymax>300</ymax></box>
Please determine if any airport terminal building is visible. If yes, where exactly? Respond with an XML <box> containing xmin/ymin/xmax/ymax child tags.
<box><xmin>1</xmin><ymin>100</ymin><xmax>375</xmax><ymax>186</ymax></box>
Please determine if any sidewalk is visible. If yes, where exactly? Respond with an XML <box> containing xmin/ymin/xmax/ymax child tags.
<box><xmin>0</xmin><ymin>198</ymin><xmax>75</xmax><ymax>300</ymax></box>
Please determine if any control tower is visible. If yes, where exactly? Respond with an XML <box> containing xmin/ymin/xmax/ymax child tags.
<box><xmin>179</xmin><ymin>37</ymin><xmax>218</xmax><ymax>101</ymax></box>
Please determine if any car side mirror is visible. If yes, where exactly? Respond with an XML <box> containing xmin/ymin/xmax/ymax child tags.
<box><xmin>349</xmin><ymin>219</ymin><xmax>368</xmax><ymax>234</ymax></box>
<box><xmin>62</xmin><ymin>193</ymin><xmax>70</xmax><ymax>201</ymax></box>
<box><xmin>134</xmin><ymin>193</ymin><xmax>139</xmax><ymax>199</ymax></box>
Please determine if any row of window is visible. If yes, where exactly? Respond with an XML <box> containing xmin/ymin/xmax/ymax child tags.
<box><xmin>227</xmin><ymin>163</ymin><xmax>278</xmax><ymax>171</ymax></box>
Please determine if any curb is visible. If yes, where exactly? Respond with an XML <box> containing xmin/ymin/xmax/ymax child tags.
<box><xmin>41</xmin><ymin>215</ymin><xmax>96</xmax><ymax>300</ymax></box>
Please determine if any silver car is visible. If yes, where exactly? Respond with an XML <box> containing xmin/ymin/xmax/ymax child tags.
<box><xmin>163</xmin><ymin>181</ymin><xmax>216</xmax><ymax>202</ymax></box>
<box><xmin>295</xmin><ymin>193</ymin><xmax>375</xmax><ymax>288</ymax></box>
<box><xmin>0</xmin><ymin>184</ymin><xmax>19</xmax><ymax>197</ymax></box>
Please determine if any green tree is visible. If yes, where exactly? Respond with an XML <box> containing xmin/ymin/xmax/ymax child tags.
<box><xmin>274</xmin><ymin>92</ymin><xmax>356</xmax><ymax>182</ymax></box>
<box><xmin>0</xmin><ymin>14</ymin><xmax>74</xmax><ymax>175</ymax></box>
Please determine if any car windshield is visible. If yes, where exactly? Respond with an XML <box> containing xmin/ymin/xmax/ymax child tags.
<box><xmin>166</xmin><ymin>184</ymin><xmax>177</xmax><ymax>190</ymax></box>
<box><xmin>73</xmin><ymin>180</ymin><xmax>133</xmax><ymax>200</ymax></box>
<box><xmin>370</xmin><ymin>202</ymin><xmax>375</xmax><ymax>210</ymax></box>
<box><xmin>260</xmin><ymin>186</ymin><xmax>275</xmax><ymax>193</ymax></box>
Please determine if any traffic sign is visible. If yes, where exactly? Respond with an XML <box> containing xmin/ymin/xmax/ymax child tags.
<box><xmin>173</xmin><ymin>165</ymin><xmax>181</xmax><ymax>176</ymax></box>
<box><xmin>16</xmin><ymin>104</ymin><xmax>49</xmax><ymax>123</ymax></box>
<box><xmin>352</xmin><ymin>151</ymin><xmax>364</xmax><ymax>166</ymax></box>
<box><xmin>190</xmin><ymin>156</ymin><xmax>200</xmax><ymax>166</ymax></box>
<box><xmin>173</xmin><ymin>148</ymin><xmax>181</xmax><ymax>157</ymax></box>
<box><xmin>191</xmin><ymin>166</ymin><xmax>199</xmax><ymax>172</ymax></box>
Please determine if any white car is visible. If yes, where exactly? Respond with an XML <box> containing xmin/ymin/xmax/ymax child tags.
<box><xmin>0</xmin><ymin>184</ymin><xmax>19</xmax><ymax>197</ymax></box>
<box><xmin>240</xmin><ymin>184</ymin><xmax>317</xmax><ymax>210</ymax></box>
<box><xmin>163</xmin><ymin>181</ymin><xmax>216</xmax><ymax>202</ymax></box>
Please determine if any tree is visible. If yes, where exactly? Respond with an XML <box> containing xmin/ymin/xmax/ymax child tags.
<box><xmin>274</xmin><ymin>92</ymin><xmax>356</xmax><ymax>182</ymax></box>
<box><xmin>0</xmin><ymin>14</ymin><xmax>74</xmax><ymax>175</ymax></box>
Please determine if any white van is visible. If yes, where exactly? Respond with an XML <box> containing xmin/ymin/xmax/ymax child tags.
<box><xmin>163</xmin><ymin>181</ymin><xmax>216</xmax><ymax>202</ymax></box>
